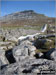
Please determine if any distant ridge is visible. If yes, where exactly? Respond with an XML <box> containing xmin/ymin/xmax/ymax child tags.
<box><xmin>0</xmin><ymin>10</ymin><xmax>55</xmax><ymax>27</ymax></box>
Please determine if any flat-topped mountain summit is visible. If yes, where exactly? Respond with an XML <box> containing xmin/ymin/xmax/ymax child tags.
<box><xmin>0</xmin><ymin>10</ymin><xmax>55</xmax><ymax>27</ymax></box>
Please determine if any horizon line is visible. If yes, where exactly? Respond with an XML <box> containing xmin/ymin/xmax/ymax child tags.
<box><xmin>1</xmin><ymin>10</ymin><xmax>55</xmax><ymax>18</ymax></box>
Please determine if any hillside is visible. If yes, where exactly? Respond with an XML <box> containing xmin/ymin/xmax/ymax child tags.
<box><xmin>0</xmin><ymin>10</ymin><xmax>55</xmax><ymax>75</ymax></box>
<box><xmin>0</xmin><ymin>10</ymin><xmax>55</xmax><ymax>27</ymax></box>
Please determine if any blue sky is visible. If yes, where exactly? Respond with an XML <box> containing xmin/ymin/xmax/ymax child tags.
<box><xmin>1</xmin><ymin>1</ymin><xmax>55</xmax><ymax>17</ymax></box>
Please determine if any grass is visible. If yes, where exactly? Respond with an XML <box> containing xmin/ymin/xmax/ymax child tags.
<box><xmin>1</xmin><ymin>25</ymin><xmax>42</xmax><ymax>31</ymax></box>
<box><xmin>35</xmin><ymin>49</ymin><xmax>50</xmax><ymax>53</ymax></box>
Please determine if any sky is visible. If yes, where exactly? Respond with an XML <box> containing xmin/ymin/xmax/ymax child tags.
<box><xmin>1</xmin><ymin>1</ymin><xmax>55</xmax><ymax>17</ymax></box>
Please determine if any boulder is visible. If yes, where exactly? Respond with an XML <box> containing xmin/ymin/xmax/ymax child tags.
<box><xmin>5</xmin><ymin>36</ymin><xmax>18</xmax><ymax>45</ymax></box>
<box><xmin>0</xmin><ymin>49</ymin><xmax>9</xmax><ymax>65</ymax></box>
<box><xmin>13</xmin><ymin>40</ymin><xmax>36</xmax><ymax>61</ymax></box>
<box><xmin>0</xmin><ymin>54</ymin><xmax>56</xmax><ymax>75</ymax></box>
<box><xmin>34</xmin><ymin>38</ymin><xmax>54</xmax><ymax>53</ymax></box>
<box><xmin>0</xmin><ymin>46</ymin><xmax>7</xmax><ymax>50</ymax></box>
<box><xmin>0</xmin><ymin>42</ymin><xmax>15</xmax><ymax>51</ymax></box>
<box><xmin>0</xmin><ymin>35</ymin><xmax>5</xmax><ymax>41</ymax></box>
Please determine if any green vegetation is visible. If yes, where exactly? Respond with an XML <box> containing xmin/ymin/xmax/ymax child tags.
<box><xmin>1</xmin><ymin>25</ymin><xmax>42</xmax><ymax>30</ymax></box>
<box><xmin>35</xmin><ymin>36</ymin><xmax>55</xmax><ymax>53</ymax></box>
<box><xmin>35</xmin><ymin>49</ymin><xmax>49</xmax><ymax>53</ymax></box>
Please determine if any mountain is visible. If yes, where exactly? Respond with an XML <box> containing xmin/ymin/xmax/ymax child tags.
<box><xmin>0</xmin><ymin>10</ymin><xmax>55</xmax><ymax>27</ymax></box>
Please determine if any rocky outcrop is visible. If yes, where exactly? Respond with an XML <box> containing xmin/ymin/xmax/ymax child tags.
<box><xmin>0</xmin><ymin>49</ymin><xmax>9</xmax><ymax>65</ymax></box>
<box><xmin>0</xmin><ymin>58</ymin><xmax>56</xmax><ymax>75</ymax></box>
<box><xmin>0</xmin><ymin>24</ymin><xmax>55</xmax><ymax>75</ymax></box>
<box><xmin>13</xmin><ymin>40</ymin><xmax>36</xmax><ymax>61</ymax></box>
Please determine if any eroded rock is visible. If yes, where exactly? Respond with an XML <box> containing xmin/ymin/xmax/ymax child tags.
<box><xmin>13</xmin><ymin>40</ymin><xmax>36</xmax><ymax>61</ymax></box>
<box><xmin>0</xmin><ymin>25</ymin><xmax>55</xmax><ymax>75</ymax></box>
<box><xmin>1</xmin><ymin>58</ymin><xmax>55</xmax><ymax>75</ymax></box>
<box><xmin>0</xmin><ymin>49</ymin><xmax>9</xmax><ymax>65</ymax></box>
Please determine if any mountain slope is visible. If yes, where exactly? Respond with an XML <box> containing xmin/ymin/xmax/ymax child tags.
<box><xmin>0</xmin><ymin>10</ymin><xmax>55</xmax><ymax>27</ymax></box>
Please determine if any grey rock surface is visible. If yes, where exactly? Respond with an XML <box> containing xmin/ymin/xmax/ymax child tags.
<box><xmin>0</xmin><ymin>58</ymin><xmax>56</xmax><ymax>75</ymax></box>
<box><xmin>13</xmin><ymin>40</ymin><xmax>36</xmax><ymax>61</ymax></box>
<box><xmin>0</xmin><ymin>26</ymin><xmax>55</xmax><ymax>75</ymax></box>
<box><xmin>0</xmin><ymin>49</ymin><xmax>9</xmax><ymax>65</ymax></box>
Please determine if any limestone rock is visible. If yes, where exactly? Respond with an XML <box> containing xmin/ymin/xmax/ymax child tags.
<box><xmin>0</xmin><ymin>42</ymin><xmax>15</xmax><ymax>51</ymax></box>
<box><xmin>13</xmin><ymin>40</ymin><xmax>36</xmax><ymax>61</ymax></box>
<box><xmin>0</xmin><ymin>35</ymin><xmax>5</xmax><ymax>41</ymax></box>
<box><xmin>0</xmin><ymin>25</ymin><xmax>55</xmax><ymax>75</ymax></box>
<box><xmin>5</xmin><ymin>36</ymin><xmax>18</xmax><ymax>44</ymax></box>
<box><xmin>0</xmin><ymin>49</ymin><xmax>9</xmax><ymax>65</ymax></box>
